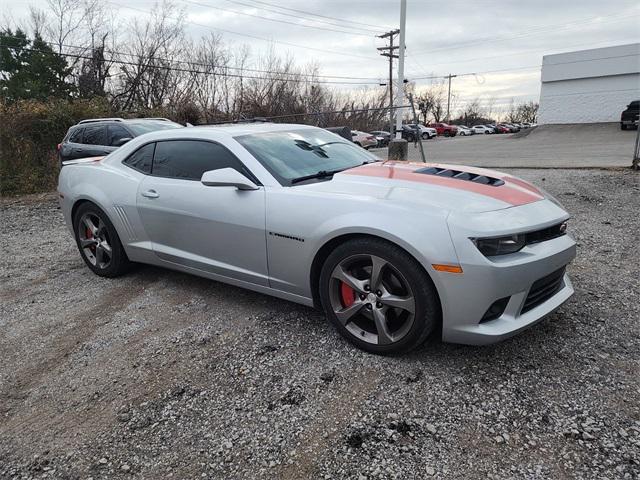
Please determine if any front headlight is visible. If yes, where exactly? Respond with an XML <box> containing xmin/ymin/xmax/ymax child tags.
<box><xmin>472</xmin><ymin>234</ymin><xmax>526</xmax><ymax>256</ymax></box>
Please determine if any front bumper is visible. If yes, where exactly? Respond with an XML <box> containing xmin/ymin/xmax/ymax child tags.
<box><xmin>438</xmin><ymin>200</ymin><xmax>576</xmax><ymax>345</ymax></box>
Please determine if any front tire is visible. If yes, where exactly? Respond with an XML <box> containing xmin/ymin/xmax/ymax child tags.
<box><xmin>319</xmin><ymin>238</ymin><xmax>439</xmax><ymax>354</ymax></box>
<box><xmin>73</xmin><ymin>202</ymin><xmax>131</xmax><ymax>278</ymax></box>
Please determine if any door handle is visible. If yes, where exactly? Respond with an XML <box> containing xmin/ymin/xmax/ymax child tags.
<box><xmin>141</xmin><ymin>189</ymin><xmax>159</xmax><ymax>199</ymax></box>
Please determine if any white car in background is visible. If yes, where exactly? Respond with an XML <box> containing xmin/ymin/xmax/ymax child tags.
<box><xmin>472</xmin><ymin>125</ymin><xmax>493</xmax><ymax>135</ymax></box>
<box><xmin>351</xmin><ymin>130</ymin><xmax>377</xmax><ymax>149</ymax></box>
<box><xmin>406</xmin><ymin>123</ymin><xmax>437</xmax><ymax>140</ymax></box>
<box><xmin>456</xmin><ymin>126</ymin><xmax>473</xmax><ymax>136</ymax></box>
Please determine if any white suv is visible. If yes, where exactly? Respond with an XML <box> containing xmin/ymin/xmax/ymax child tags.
<box><xmin>406</xmin><ymin>123</ymin><xmax>437</xmax><ymax>140</ymax></box>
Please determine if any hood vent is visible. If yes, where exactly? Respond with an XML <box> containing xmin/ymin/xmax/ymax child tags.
<box><xmin>414</xmin><ymin>166</ymin><xmax>505</xmax><ymax>187</ymax></box>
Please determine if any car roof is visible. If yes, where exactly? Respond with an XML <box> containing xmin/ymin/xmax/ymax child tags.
<box><xmin>194</xmin><ymin>122</ymin><xmax>318</xmax><ymax>136</ymax></box>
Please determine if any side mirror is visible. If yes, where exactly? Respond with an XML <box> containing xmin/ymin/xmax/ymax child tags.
<box><xmin>113</xmin><ymin>137</ymin><xmax>132</xmax><ymax>147</ymax></box>
<box><xmin>201</xmin><ymin>168</ymin><xmax>259</xmax><ymax>190</ymax></box>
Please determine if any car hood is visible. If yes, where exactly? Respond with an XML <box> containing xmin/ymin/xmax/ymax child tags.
<box><xmin>303</xmin><ymin>161</ymin><xmax>546</xmax><ymax>213</ymax></box>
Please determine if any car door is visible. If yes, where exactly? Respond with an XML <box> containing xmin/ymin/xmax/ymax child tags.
<box><xmin>136</xmin><ymin>139</ymin><xmax>268</xmax><ymax>286</ymax></box>
<box><xmin>81</xmin><ymin>124</ymin><xmax>117</xmax><ymax>158</ymax></box>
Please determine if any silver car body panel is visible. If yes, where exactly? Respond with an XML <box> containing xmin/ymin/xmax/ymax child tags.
<box><xmin>58</xmin><ymin>123</ymin><xmax>576</xmax><ymax>345</ymax></box>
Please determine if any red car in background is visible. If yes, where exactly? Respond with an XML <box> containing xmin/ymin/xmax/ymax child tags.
<box><xmin>494</xmin><ymin>124</ymin><xmax>511</xmax><ymax>134</ymax></box>
<box><xmin>428</xmin><ymin>122</ymin><xmax>458</xmax><ymax>137</ymax></box>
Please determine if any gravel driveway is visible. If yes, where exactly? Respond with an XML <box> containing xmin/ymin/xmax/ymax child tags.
<box><xmin>1</xmin><ymin>169</ymin><xmax>639</xmax><ymax>479</ymax></box>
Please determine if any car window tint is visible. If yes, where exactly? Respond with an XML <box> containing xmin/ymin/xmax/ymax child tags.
<box><xmin>152</xmin><ymin>140</ymin><xmax>244</xmax><ymax>181</ymax></box>
<box><xmin>108</xmin><ymin>124</ymin><xmax>131</xmax><ymax>146</ymax></box>
<box><xmin>83</xmin><ymin>125</ymin><xmax>107</xmax><ymax>145</ymax></box>
<box><xmin>68</xmin><ymin>128</ymin><xmax>84</xmax><ymax>143</ymax></box>
<box><xmin>123</xmin><ymin>143</ymin><xmax>154</xmax><ymax>174</ymax></box>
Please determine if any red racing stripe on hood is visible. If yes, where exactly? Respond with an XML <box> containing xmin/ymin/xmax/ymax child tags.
<box><xmin>342</xmin><ymin>161</ymin><xmax>544</xmax><ymax>206</ymax></box>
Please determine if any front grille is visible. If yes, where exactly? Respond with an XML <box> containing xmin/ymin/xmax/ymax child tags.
<box><xmin>525</xmin><ymin>223</ymin><xmax>567</xmax><ymax>246</ymax></box>
<box><xmin>521</xmin><ymin>267</ymin><xmax>566</xmax><ymax>314</ymax></box>
<box><xmin>414</xmin><ymin>166</ymin><xmax>505</xmax><ymax>186</ymax></box>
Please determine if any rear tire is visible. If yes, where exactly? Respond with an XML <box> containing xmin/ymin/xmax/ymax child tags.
<box><xmin>73</xmin><ymin>202</ymin><xmax>131</xmax><ymax>278</ymax></box>
<box><xmin>319</xmin><ymin>238</ymin><xmax>439</xmax><ymax>355</ymax></box>
<box><xmin>621</xmin><ymin>123</ymin><xmax>627</xmax><ymax>130</ymax></box>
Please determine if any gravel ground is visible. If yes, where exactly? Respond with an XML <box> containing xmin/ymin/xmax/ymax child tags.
<box><xmin>1</xmin><ymin>169</ymin><xmax>639</xmax><ymax>480</ymax></box>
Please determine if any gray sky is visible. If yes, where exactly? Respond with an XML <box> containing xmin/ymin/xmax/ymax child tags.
<box><xmin>3</xmin><ymin>0</ymin><xmax>639</xmax><ymax>113</ymax></box>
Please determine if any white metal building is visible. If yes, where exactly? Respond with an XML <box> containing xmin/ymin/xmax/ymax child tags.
<box><xmin>538</xmin><ymin>43</ymin><xmax>640</xmax><ymax>124</ymax></box>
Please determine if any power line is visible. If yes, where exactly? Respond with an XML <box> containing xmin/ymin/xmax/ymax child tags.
<box><xmin>215</xmin><ymin>0</ymin><xmax>382</xmax><ymax>34</ymax></box>
<box><xmin>4</xmin><ymin>33</ymin><xmax>386</xmax><ymax>81</ymax></box>
<box><xmin>237</xmin><ymin>0</ymin><xmax>391</xmax><ymax>31</ymax></box>
<box><xmin>1</xmin><ymin>43</ymin><xmax>384</xmax><ymax>85</ymax></box>
<box><xmin>107</xmin><ymin>1</ymin><xmax>380</xmax><ymax>61</ymax></box>
<box><xmin>179</xmin><ymin>0</ymin><xmax>378</xmax><ymax>37</ymax></box>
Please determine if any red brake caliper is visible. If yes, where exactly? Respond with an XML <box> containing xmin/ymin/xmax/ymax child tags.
<box><xmin>340</xmin><ymin>282</ymin><xmax>356</xmax><ymax>307</ymax></box>
<box><xmin>86</xmin><ymin>227</ymin><xmax>96</xmax><ymax>252</ymax></box>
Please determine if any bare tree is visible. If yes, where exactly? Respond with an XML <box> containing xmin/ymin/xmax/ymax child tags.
<box><xmin>112</xmin><ymin>1</ymin><xmax>186</xmax><ymax>111</ymax></box>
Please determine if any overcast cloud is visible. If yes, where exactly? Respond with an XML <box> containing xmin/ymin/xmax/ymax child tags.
<box><xmin>2</xmin><ymin>0</ymin><xmax>639</xmax><ymax>112</ymax></box>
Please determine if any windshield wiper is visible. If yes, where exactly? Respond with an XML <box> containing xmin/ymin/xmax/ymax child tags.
<box><xmin>290</xmin><ymin>167</ymin><xmax>349</xmax><ymax>184</ymax></box>
<box><xmin>289</xmin><ymin>161</ymin><xmax>376</xmax><ymax>185</ymax></box>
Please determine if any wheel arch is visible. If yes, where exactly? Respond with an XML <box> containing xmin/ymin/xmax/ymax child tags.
<box><xmin>309</xmin><ymin>233</ymin><xmax>443</xmax><ymax>323</ymax></box>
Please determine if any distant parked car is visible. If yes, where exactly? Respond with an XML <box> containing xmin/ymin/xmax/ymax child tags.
<box><xmin>620</xmin><ymin>100</ymin><xmax>639</xmax><ymax>130</ymax></box>
<box><xmin>503</xmin><ymin>123</ymin><xmax>521</xmax><ymax>133</ymax></box>
<box><xmin>325</xmin><ymin>126</ymin><xmax>353</xmax><ymax>141</ymax></box>
<box><xmin>400</xmin><ymin>125</ymin><xmax>418</xmax><ymax>142</ymax></box>
<box><xmin>58</xmin><ymin>118</ymin><xmax>183</xmax><ymax>165</ymax></box>
<box><xmin>428</xmin><ymin>122</ymin><xmax>458</xmax><ymax>137</ymax></box>
<box><xmin>370</xmin><ymin>130</ymin><xmax>391</xmax><ymax>147</ymax></box>
<box><xmin>471</xmin><ymin>125</ymin><xmax>492</xmax><ymax>134</ymax></box>
<box><xmin>351</xmin><ymin>130</ymin><xmax>377</xmax><ymax>149</ymax></box>
<box><xmin>456</xmin><ymin>125</ymin><xmax>473</xmax><ymax>136</ymax></box>
<box><xmin>494</xmin><ymin>124</ymin><xmax>511</xmax><ymax>134</ymax></box>
<box><xmin>406</xmin><ymin>123</ymin><xmax>437</xmax><ymax>139</ymax></box>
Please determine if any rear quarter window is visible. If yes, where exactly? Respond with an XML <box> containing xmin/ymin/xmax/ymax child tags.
<box><xmin>68</xmin><ymin>128</ymin><xmax>84</xmax><ymax>143</ymax></box>
<box><xmin>123</xmin><ymin>143</ymin><xmax>155</xmax><ymax>174</ymax></box>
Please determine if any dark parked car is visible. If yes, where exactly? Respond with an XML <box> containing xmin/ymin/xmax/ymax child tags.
<box><xmin>400</xmin><ymin>124</ymin><xmax>421</xmax><ymax>142</ymax></box>
<box><xmin>621</xmin><ymin>100</ymin><xmax>639</xmax><ymax>130</ymax></box>
<box><xmin>370</xmin><ymin>130</ymin><xmax>392</xmax><ymax>147</ymax></box>
<box><xmin>58</xmin><ymin>118</ymin><xmax>183</xmax><ymax>164</ymax></box>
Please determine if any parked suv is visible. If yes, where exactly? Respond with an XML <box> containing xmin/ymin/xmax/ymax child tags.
<box><xmin>428</xmin><ymin>122</ymin><xmax>458</xmax><ymax>137</ymax></box>
<box><xmin>58</xmin><ymin>117</ymin><xmax>183</xmax><ymax>164</ymax></box>
<box><xmin>405</xmin><ymin>123</ymin><xmax>437</xmax><ymax>139</ymax></box>
<box><xmin>621</xmin><ymin>100</ymin><xmax>639</xmax><ymax>130</ymax></box>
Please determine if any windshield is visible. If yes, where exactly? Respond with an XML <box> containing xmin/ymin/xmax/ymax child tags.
<box><xmin>236</xmin><ymin>128</ymin><xmax>379</xmax><ymax>185</ymax></box>
<box><xmin>127</xmin><ymin>120</ymin><xmax>183</xmax><ymax>136</ymax></box>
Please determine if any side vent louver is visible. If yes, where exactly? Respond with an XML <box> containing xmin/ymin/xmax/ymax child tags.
<box><xmin>415</xmin><ymin>167</ymin><xmax>505</xmax><ymax>187</ymax></box>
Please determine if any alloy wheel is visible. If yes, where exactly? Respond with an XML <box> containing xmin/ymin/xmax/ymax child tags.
<box><xmin>328</xmin><ymin>254</ymin><xmax>415</xmax><ymax>345</ymax></box>
<box><xmin>78</xmin><ymin>213</ymin><xmax>112</xmax><ymax>269</ymax></box>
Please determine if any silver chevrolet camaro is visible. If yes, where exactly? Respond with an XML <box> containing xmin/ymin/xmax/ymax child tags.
<box><xmin>58</xmin><ymin>123</ymin><xmax>576</xmax><ymax>354</ymax></box>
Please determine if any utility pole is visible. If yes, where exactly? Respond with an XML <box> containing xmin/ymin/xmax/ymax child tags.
<box><xmin>394</xmin><ymin>0</ymin><xmax>407</xmax><ymax>140</ymax></box>
<box><xmin>445</xmin><ymin>73</ymin><xmax>457</xmax><ymax>122</ymax></box>
<box><xmin>377</xmin><ymin>29</ymin><xmax>400</xmax><ymax>135</ymax></box>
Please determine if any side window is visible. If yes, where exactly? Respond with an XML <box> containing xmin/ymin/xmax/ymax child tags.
<box><xmin>123</xmin><ymin>143</ymin><xmax>154</xmax><ymax>174</ymax></box>
<box><xmin>108</xmin><ymin>124</ymin><xmax>131</xmax><ymax>146</ymax></box>
<box><xmin>68</xmin><ymin>128</ymin><xmax>84</xmax><ymax>143</ymax></box>
<box><xmin>152</xmin><ymin>140</ymin><xmax>246</xmax><ymax>181</ymax></box>
<box><xmin>83</xmin><ymin>125</ymin><xmax>107</xmax><ymax>145</ymax></box>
